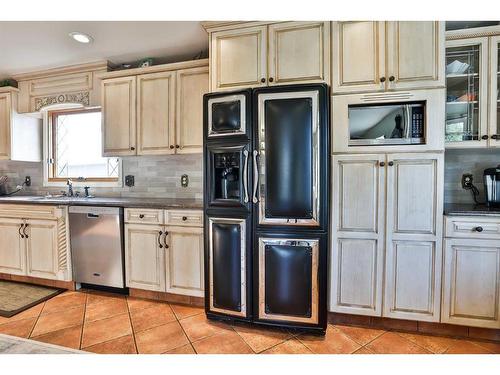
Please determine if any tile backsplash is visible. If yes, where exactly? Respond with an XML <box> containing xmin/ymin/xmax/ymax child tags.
<box><xmin>0</xmin><ymin>154</ymin><xmax>203</xmax><ymax>200</ymax></box>
<box><xmin>444</xmin><ymin>148</ymin><xmax>500</xmax><ymax>204</ymax></box>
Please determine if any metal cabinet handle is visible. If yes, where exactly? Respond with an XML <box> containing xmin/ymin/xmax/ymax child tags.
<box><xmin>182</xmin><ymin>216</ymin><xmax>187</xmax><ymax>221</ymax></box>
<box><xmin>158</xmin><ymin>231</ymin><xmax>163</xmax><ymax>248</ymax></box>
<box><xmin>388</xmin><ymin>161</ymin><xmax>394</xmax><ymax>167</ymax></box>
<box><xmin>260</xmin><ymin>78</ymin><xmax>266</xmax><ymax>83</ymax></box>
<box><xmin>474</xmin><ymin>226</ymin><xmax>484</xmax><ymax>232</ymax></box>
<box><xmin>492</xmin><ymin>134</ymin><xmax>499</xmax><ymax>140</ymax></box>
<box><xmin>23</xmin><ymin>224</ymin><xmax>29</xmax><ymax>238</ymax></box>
<box><xmin>269</xmin><ymin>77</ymin><xmax>274</xmax><ymax>83</ymax></box>
<box><xmin>379</xmin><ymin>162</ymin><xmax>385</xmax><ymax>167</ymax></box>
<box><xmin>139</xmin><ymin>214</ymin><xmax>145</xmax><ymax>219</ymax></box>
<box><xmin>482</xmin><ymin>135</ymin><xmax>489</xmax><ymax>140</ymax></box>
<box><xmin>163</xmin><ymin>231</ymin><xmax>169</xmax><ymax>249</ymax></box>
<box><xmin>380</xmin><ymin>77</ymin><xmax>386</xmax><ymax>83</ymax></box>
<box><xmin>389</xmin><ymin>76</ymin><xmax>395</xmax><ymax>82</ymax></box>
<box><xmin>243</xmin><ymin>149</ymin><xmax>249</xmax><ymax>203</ymax></box>
<box><xmin>252</xmin><ymin>150</ymin><xmax>259</xmax><ymax>203</ymax></box>
<box><xmin>19</xmin><ymin>224</ymin><xmax>24</xmax><ymax>239</ymax></box>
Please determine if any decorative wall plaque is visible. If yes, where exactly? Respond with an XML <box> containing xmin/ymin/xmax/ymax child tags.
<box><xmin>34</xmin><ymin>91</ymin><xmax>90</xmax><ymax>111</ymax></box>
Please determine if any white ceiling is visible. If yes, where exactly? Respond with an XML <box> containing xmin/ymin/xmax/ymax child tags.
<box><xmin>0</xmin><ymin>21</ymin><xmax>208</xmax><ymax>79</ymax></box>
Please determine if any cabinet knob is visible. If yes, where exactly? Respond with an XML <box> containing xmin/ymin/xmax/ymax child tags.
<box><xmin>260</xmin><ymin>78</ymin><xmax>266</xmax><ymax>83</ymax></box>
<box><xmin>130</xmin><ymin>146</ymin><xmax>135</xmax><ymax>151</ymax></box>
<box><xmin>139</xmin><ymin>214</ymin><xmax>145</xmax><ymax>219</ymax></box>
<box><xmin>269</xmin><ymin>77</ymin><xmax>274</xmax><ymax>83</ymax></box>
<box><xmin>492</xmin><ymin>134</ymin><xmax>499</xmax><ymax>140</ymax></box>
<box><xmin>175</xmin><ymin>145</ymin><xmax>180</xmax><ymax>149</ymax></box>
<box><xmin>388</xmin><ymin>161</ymin><xmax>394</xmax><ymax>166</ymax></box>
<box><xmin>169</xmin><ymin>145</ymin><xmax>174</xmax><ymax>149</ymax></box>
<box><xmin>474</xmin><ymin>226</ymin><xmax>483</xmax><ymax>232</ymax></box>
<box><xmin>389</xmin><ymin>76</ymin><xmax>395</xmax><ymax>82</ymax></box>
<box><xmin>380</xmin><ymin>77</ymin><xmax>386</xmax><ymax>83</ymax></box>
<box><xmin>379</xmin><ymin>162</ymin><xmax>385</xmax><ymax>167</ymax></box>
<box><xmin>482</xmin><ymin>135</ymin><xmax>489</xmax><ymax>140</ymax></box>
<box><xmin>182</xmin><ymin>216</ymin><xmax>187</xmax><ymax>221</ymax></box>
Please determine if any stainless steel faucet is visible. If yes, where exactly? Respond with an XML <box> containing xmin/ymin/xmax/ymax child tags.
<box><xmin>66</xmin><ymin>178</ymin><xmax>74</xmax><ymax>197</ymax></box>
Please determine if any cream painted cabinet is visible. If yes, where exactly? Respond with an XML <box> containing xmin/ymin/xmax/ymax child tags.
<box><xmin>165</xmin><ymin>226</ymin><xmax>204</xmax><ymax>297</ymax></box>
<box><xmin>330</xmin><ymin>154</ymin><xmax>385</xmax><ymax>316</ymax></box>
<box><xmin>330</xmin><ymin>153</ymin><xmax>444</xmax><ymax>322</ymax></box>
<box><xmin>137</xmin><ymin>71</ymin><xmax>176</xmax><ymax>155</ymax></box>
<box><xmin>102</xmin><ymin>76</ymin><xmax>136</xmax><ymax>156</ymax></box>
<box><xmin>442</xmin><ymin>238</ymin><xmax>500</xmax><ymax>329</ymax></box>
<box><xmin>0</xmin><ymin>93</ymin><xmax>12</xmax><ymax>159</ymax></box>
<box><xmin>209</xmin><ymin>22</ymin><xmax>330</xmax><ymax>91</ymax></box>
<box><xmin>332</xmin><ymin>21</ymin><xmax>444</xmax><ymax>93</ymax></box>
<box><xmin>0</xmin><ymin>218</ymin><xmax>26</xmax><ymax>275</ymax></box>
<box><xmin>25</xmin><ymin>219</ymin><xmax>59</xmax><ymax>279</ymax></box>
<box><xmin>175</xmin><ymin>66</ymin><xmax>209</xmax><ymax>153</ymax></box>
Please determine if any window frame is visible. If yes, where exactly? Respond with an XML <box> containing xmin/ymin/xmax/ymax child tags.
<box><xmin>45</xmin><ymin>107</ymin><xmax>122</xmax><ymax>186</ymax></box>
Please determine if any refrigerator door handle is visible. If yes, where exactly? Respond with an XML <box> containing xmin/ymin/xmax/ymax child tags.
<box><xmin>243</xmin><ymin>149</ymin><xmax>249</xmax><ymax>203</ymax></box>
<box><xmin>252</xmin><ymin>150</ymin><xmax>259</xmax><ymax>203</ymax></box>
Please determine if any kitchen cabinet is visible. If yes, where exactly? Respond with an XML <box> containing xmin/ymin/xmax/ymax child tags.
<box><xmin>489</xmin><ymin>35</ymin><xmax>500</xmax><ymax>147</ymax></box>
<box><xmin>124</xmin><ymin>208</ymin><xmax>204</xmax><ymax>297</ymax></box>
<box><xmin>100</xmin><ymin>60</ymin><xmax>208</xmax><ymax>156</ymax></box>
<box><xmin>208</xmin><ymin>22</ymin><xmax>330</xmax><ymax>91</ymax></box>
<box><xmin>442</xmin><ymin>238</ymin><xmax>500</xmax><ymax>329</ymax></box>
<box><xmin>0</xmin><ymin>205</ymin><xmax>70</xmax><ymax>281</ymax></box>
<box><xmin>332</xmin><ymin>21</ymin><xmax>444</xmax><ymax>93</ymax></box>
<box><xmin>102</xmin><ymin>76</ymin><xmax>136</xmax><ymax>156</ymax></box>
<box><xmin>330</xmin><ymin>153</ymin><xmax>444</xmax><ymax>322</ymax></box>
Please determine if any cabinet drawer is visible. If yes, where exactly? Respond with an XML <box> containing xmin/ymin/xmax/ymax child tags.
<box><xmin>445</xmin><ymin>216</ymin><xmax>500</xmax><ymax>239</ymax></box>
<box><xmin>0</xmin><ymin>204</ymin><xmax>64</xmax><ymax>220</ymax></box>
<box><xmin>165</xmin><ymin>210</ymin><xmax>203</xmax><ymax>227</ymax></box>
<box><xmin>125</xmin><ymin>208</ymin><xmax>164</xmax><ymax>225</ymax></box>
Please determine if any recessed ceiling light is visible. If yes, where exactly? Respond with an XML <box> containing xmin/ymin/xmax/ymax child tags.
<box><xmin>68</xmin><ymin>32</ymin><xmax>93</xmax><ymax>44</ymax></box>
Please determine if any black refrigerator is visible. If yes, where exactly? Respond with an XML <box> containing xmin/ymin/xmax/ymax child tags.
<box><xmin>203</xmin><ymin>84</ymin><xmax>329</xmax><ymax>333</ymax></box>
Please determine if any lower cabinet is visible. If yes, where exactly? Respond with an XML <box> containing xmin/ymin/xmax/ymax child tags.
<box><xmin>441</xmin><ymin>238</ymin><xmax>500</xmax><ymax>329</ymax></box>
<box><xmin>0</xmin><ymin>218</ymin><xmax>26</xmax><ymax>276</ymax></box>
<box><xmin>124</xmin><ymin>209</ymin><xmax>204</xmax><ymax>297</ymax></box>
<box><xmin>25</xmin><ymin>219</ymin><xmax>59</xmax><ymax>279</ymax></box>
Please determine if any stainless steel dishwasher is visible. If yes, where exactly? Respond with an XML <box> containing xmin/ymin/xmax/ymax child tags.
<box><xmin>69</xmin><ymin>206</ymin><xmax>125</xmax><ymax>289</ymax></box>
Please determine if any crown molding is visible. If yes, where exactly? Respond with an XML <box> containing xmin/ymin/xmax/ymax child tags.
<box><xmin>12</xmin><ymin>60</ymin><xmax>111</xmax><ymax>81</ymax></box>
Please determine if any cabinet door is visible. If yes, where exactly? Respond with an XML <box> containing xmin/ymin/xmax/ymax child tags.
<box><xmin>330</xmin><ymin>154</ymin><xmax>385</xmax><ymax>316</ymax></box>
<box><xmin>102</xmin><ymin>76</ymin><xmax>136</xmax><ymax>156</ymax></box>
<box><xmin>0</xmin><ymin>93</ymin><xmax>12</xmax><ymax>159</ymax></box>
<box><xmin>386</xmin><ymin>21</ymin><xmax>445</xmax><ymax>90</ymax></box>
<box><xmin>25</xmin><ymin>219</ymin><xmax>59</xmax><ymax>280</ymax></box>
<box><xmin>125</xmin><ymin>224</ymin><xmax>165</xmax><ymax>291</ymax></box>
<box><xmin>384</xmin><ymin>153</ymin><xmax>443</xmax><ymax>321</ymax></box>
<box><xmin>268</xmin><ymin>22</ymin><xmax>330</xmax><ymax>86</ymax></box>
<box><xmin>442</xmin><ymin>239</ymin><xmax>500</xmax><ymax>329</ymax></box>
<box><xmin>332</xmin><ymin>21</ymin><xmax>386</xmax><ymax>93</ymax></box>
<box><xmin>210</xmin><ymin>25</ymin><xmax>267</xmax><ymax>91</ymax></box>
<box><xmin>165</xmin><ymin>226</ymin><xmax>204</xmax><ymax>297</ymax></box>
<box><xmin>0</xmin><ymin>218</ymin><xmax>25</xmax><ymax>275</ymax></box>
<box><xmin>489</xmin><ymin>36</ymin><xmax>500</xmax><ymax>147</ymax></box>
<box><xmin>175</xmin><ymin>66</ymin><xmax>208</xmax><ymax>154</ymax></box>
<box><xmin>137</xmin><ymin>71</ymin><xmax>176</xmax><ymax>155</ymax></box>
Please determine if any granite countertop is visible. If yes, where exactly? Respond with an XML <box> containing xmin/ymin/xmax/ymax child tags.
<box><xmin>444</xmin><ymin>203</ymin><xmax>500</xmax><ymax>217</ymax></box>
<box><xmin>0</xmin><ymin>195</ymin><xmax>203</xmax><ymax>210</ymax></box>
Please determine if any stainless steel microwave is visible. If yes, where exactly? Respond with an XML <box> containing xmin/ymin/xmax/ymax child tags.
<box><xmin>348</xmin><ymin>101</ymin><xmax>426</xmax><ymax>146</ymax></box>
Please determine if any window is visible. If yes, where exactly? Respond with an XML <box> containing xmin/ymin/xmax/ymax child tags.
<box><xmin>48</xmin><ymin>108</ymin><xmax>120</xmax><ymax>182</ymax></box>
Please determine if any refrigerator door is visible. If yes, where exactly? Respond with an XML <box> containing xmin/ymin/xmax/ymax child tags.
<box><xmin>206</xmin><ymin>216</ymin><xmax>251</xmax><ymax>318</ymax></box>
<box><xmin>254</xmin><ymin>86</ymin><xmax>326</xmax><ymax>227</ymax></box>
<box><xmin>256</xmin><ymin>236</ymin><xmax>320</xmax><ymax>325</ymax></box>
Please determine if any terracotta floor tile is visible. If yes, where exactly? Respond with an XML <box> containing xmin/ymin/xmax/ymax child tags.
<box><xmin>130</xmin><ymin>303</ymin><xmax>176</xmax><ymax>333</ymax></box>
<box><xmin>298</xmin><ymin>325</ymin><xmax>361</xmax><ymax>354</ymax></box>
<box><xmin>135</xmin><ymin>321</ymin><xmax>189</xmax><ymax>354</ymax></box>
<box><xmin>334</xmin><ymin>324</ymin><xmax>385</xmax><ymax>346</ymax></box>
<box><xmin>0</xmin><ymin>317</ymin><xmax>37</xmax><ymax>338</ymax></box>
<box><xmin>85</xmin><ymin>298</ymin><xmax>128</xmax><ymax>323</ymax></box>
<box><xmin>233</xmin><ymin>322</ymin><xmax>292</xmax><ymax>353</ymax></box>
<box><xmin>86</xmin><ymin>291</ymin><xmax>126</xmax><ymax>306</ymax></box>
<box><xmin>31</xmin><ymin>306</ymin><xmax>84</xmax><ymax>337</ymax></box>
<box><xmin>366</xmin><ymin>332</ymin><xmax>431</xmax><ymax>354</ymax></box>
<box><xmin>126</xmin><ymin>297</ymin><xmax>164</xmax><ymax>312</ymax></box>
<box><xmin>81</xmin><ymin>313</ymin><xmax>132</xmax><ymax>348</ymax></box>
<box><xmin>444</xmin><ymin>340</ymin><xmax>495</xmax><ymax>354</ymax></box>
<box><xmin>472</xmin><ymin>341</ymin><xmax>500</xmax><ymax>354</ymax></box>
<box><xmin>179</xmin><ymin>313</ymin><xmax>233</xmax><ymax>342</ymax></box>
<box><xmin>353</xmin><ymin>347</ymin><xmax>375</xmax><ymax>354</ymax></box>
<box><xmin>41</xmin><ymin>292</ymin><xmax>87</xmax><ymax>315</ymax></box>
<box><xmin>192</xmin><ymin>330</ymin><xmax>254</xmax><ymax>354</ymax></box>
<box><xmin>31</xmin><ymin>325</ymin><xmax>83</xmax><ymax>350</ymax></box>
<box><xmin>397</xmin><ymin>332</ymin><xmax>457</xmax><ymax>354</ymax></box>
<box><xmin>84</xmin><ymin>334</ymin><xmax>137</xmax><ymax>354</ymax></box>
<box><xmin>164</xmin><ymin>343</ymin><xmax>196</xmax><ymax>354</ymax></box>
<box><xmin>170</xmin><ymin>303</ymin><xmax>204</xmax><ymax>320</ymax></box>
<box><xmin>262</xmin><ymin>338</ymin><xmax>313</xmax><ymax>354</ymax></box>
<box><xmin>0</xmin><ymin>302</ymin><xmax>45</xmax><ymax>324</ymax></box>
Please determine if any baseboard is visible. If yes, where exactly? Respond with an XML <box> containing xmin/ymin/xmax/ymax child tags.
<box><xmin>129</xmin><ymin>288</ymin><xmax>204</xmax><ymax>307</ymax></box>
<box><xmin>0</xmin><ymin>273</ymin><xmax>75</xmax><ymax>291</ymax></box>
<box><xmin>328</xmin><ymin>312</ymin><xmax>500</xmax><ymax>343</ymax></box>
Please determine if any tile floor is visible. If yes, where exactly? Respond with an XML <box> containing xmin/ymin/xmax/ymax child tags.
<box><xmin>0</xmin><ymin>289</ymin><xmax>499</xmax><ymax>354</ymax></box>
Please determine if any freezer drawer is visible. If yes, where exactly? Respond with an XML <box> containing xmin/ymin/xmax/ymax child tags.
<box><xmin>69</xmin><ymin>206</ymin><xmax>125</xmax><ymax>288</ymax></box>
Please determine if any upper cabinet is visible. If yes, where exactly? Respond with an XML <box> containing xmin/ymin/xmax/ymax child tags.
<box><xmin>100</xmin><ymin>60</ymin><xmax>208</xmax><ymax>157</ymax></box>
<box><xmin>207</xmin><ymin>22</ymin><xmax>330</xmax><ymax>91</ymax></box>
<box><xmin>332</xmin><ymin>21</ymin><xmax>445</xmax><ymax>93</ymax></box>
<box><xmin>490</xmin><ymin>35</ymin><xmax>500</xmax><ymax>147</ymax></box>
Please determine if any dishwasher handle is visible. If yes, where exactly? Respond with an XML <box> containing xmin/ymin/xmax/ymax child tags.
<box><xmin>87</xmin><ymin>213</ymin><xmax>100</xmax><ymax>219</ymax></box>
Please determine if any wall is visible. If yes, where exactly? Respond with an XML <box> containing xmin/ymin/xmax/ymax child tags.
<box><xmin>0</xmin><ymin>154</ymin><xmax>203</xmax><ymax>200</ymax></box>
<box><xmin>444</xmin><ymin>148</ymin><xmax>500</xmax><ymax>204</ymax></box>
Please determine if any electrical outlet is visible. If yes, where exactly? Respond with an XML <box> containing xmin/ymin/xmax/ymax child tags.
<box><xmin>24</xmin><ymin>176</ymin><xmax>31</xmax><ymax>187</ymax></box>
<box><xmin>125</xmin><ymin>175</ymin><xmax>135</xmax><ymax>187</ymax></box>
<box><xmin>462</xmin><ymin>173</ymin><xmax>474</xmax><ymax>189</ymax></box>
<box><xmin>181</xmin><ymin>174</ymin><xmax>189</xmax><ymax>188</ymax></box>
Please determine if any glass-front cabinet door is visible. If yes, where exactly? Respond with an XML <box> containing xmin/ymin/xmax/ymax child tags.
<box><xmin>490</xmin><ymin>36</ymin><xmax>500</xmax><ymax>147</ymax></box>
<box><xmin>445</xmin><ymin>38</ymin><xmax>489</xmax><ymax>148</ymax></box>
